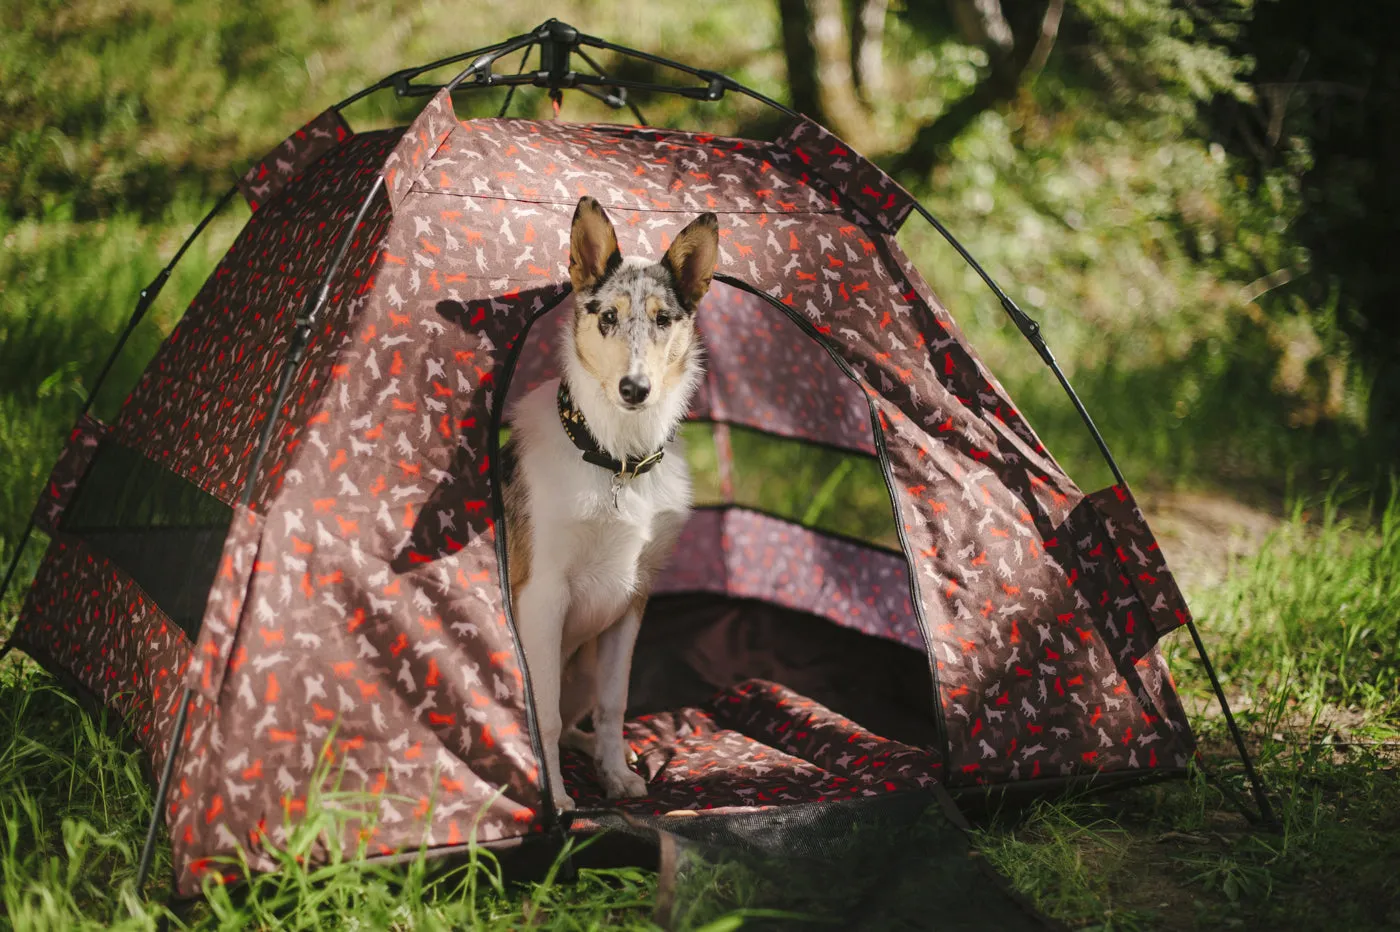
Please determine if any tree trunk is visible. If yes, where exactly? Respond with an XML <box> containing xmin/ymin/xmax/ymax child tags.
<box><xmin>851</xmin><ymin>0</ymin><xmax>888</xmax><ymax>102</ymax></box>
<box><xmin>777</xmin><ymin>0</ymin><xmax>872</xmax><ymax>138</ymax></box>
<box><xmin>947</xmin><ymin>0</ymin><xmax>1018</xmax><ymax>93</ymax></box>
<box><xmin>778</xmin><ymin>0</ymin><xmax>825</xmax><ymax>121</ymax></box>
<box><xmin>810</xmin><ymin>0</ymin><xmax>870</xmax><ymax>137</ymax></box>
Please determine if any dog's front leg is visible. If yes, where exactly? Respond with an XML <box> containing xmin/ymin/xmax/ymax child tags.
<box><xmin>593</xmin><ymin>595</ymin><xmax>647</xmax><ymax>799</ymax></box>
<box><xmin>514</xmin><ymin>574</ymin><xmax>574</xmax><ymax>811</ymax></box>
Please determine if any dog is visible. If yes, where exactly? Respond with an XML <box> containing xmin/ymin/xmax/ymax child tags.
<box><xmin>501</xmin><ymin>195</ymin><xmax>717</xmax><ymax>809</ymax></box>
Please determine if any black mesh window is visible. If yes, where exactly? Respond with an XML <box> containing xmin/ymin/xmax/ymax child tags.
<box><xmin>60</xmin><ymin>441</ymin><xmax>233</xmax><ymax>639</ymax></box>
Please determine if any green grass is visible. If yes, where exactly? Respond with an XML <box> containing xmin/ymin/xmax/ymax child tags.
<box><xmin>0</xmin><ymin>663</ymin><xmax>764</xmax><ymax>931</ymax></box>
<box><xmin>973</xmin><ymin>486</ymin><xmax>1400</xmax><ymax>930</ymax></box>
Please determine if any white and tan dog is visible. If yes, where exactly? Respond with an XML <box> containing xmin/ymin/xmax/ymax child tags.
<box><xmin>502</xmin><ymin>196</ymin><xmax>717</xmax><ymax>809</ymax></box>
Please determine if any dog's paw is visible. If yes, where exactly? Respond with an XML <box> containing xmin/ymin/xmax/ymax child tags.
<box><xmin>599</xmin><ymin>766</ymin><xmax>648</xmax><ymax>800</ymax></box>
<box><xmin>552</xmin><ymin>786</ymin><xmax>577</xmax><ymax>811</ymax></box>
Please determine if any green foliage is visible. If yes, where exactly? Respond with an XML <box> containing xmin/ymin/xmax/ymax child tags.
<box><xmin>1</xmin><ymin>1</ymin><xmax>332</xmax><ymax>218</ymax></box>
<box><xmin>976</xmin><ymin>800</ymin><xmax>1153</xmax><ymax>930</ymax></box>
<box><xmin>1058</xmin><ymin>0</ymin><xmax>1254</xmax><ymax>119</ymax></box>
<box><xmin>683</xmin><ymin>424</ymin><xmax>899</xmax><ymax>548</ymax></box>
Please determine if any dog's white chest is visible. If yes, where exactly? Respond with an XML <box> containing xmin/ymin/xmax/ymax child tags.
<box><xmin>559</xmin><ymin>509</ymin><xmax>653</xmax><ymax>648</ymax></box>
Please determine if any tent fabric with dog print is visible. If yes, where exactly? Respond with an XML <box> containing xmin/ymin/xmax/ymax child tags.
<box><xmin>6</xmin><ymin>87</ymin><xmax>1196</xmax><ymax>895</ymax></box>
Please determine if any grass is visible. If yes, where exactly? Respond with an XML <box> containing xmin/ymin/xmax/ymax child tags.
<box><xmin>3</xmin><ymin>0</ymin><xmax>1398</xmax><ymax>927</ymax></box>
<box><xmin>973</xmin><ymin>485</ymin><xmax>1400</xmax><ymax>930</ymax></box>
<box><xmin>0</xmin><ymin>663</ymin><xmax>757</xmax><ymax>931</ymax></box>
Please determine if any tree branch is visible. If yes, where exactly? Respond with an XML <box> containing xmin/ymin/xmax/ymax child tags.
<box><xmin>892</xmin><ymin>0</ymin><xmax>1064</xmax><ymax>179</ymax></box>
<box><xmin>778</xmin><ymin>0</ymin><xmax>871</xmax><ymax>139</ymax></box>
<box><xmin>1023</xmin><ymin>0</ymin><xmax>1065</xmax><ymax>82</ymax></box>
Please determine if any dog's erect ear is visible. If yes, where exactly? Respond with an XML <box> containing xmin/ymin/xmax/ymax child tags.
<box><xmin>569</xmin><ymin>196</ymin><xmax>622</xmax><ymax>294</ymax></box>
<box><xmin>663</xmin><ymin>212</ymin><xmax>719</xmax><ymax>312</ymax></box>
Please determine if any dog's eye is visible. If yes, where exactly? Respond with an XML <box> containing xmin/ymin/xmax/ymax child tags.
<box><xmin>655</xmin><ymin>314</ymin><xmax>672</xmax><ymax>328</ymax></box>
<box><xmin>600</xmin><ymin>309</ymin><xmax>617</xmax><ymax>327</ymax></box>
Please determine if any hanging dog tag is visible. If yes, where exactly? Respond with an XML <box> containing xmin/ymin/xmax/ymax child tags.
<box><xmin>611</xmin><ymin>473</ymin><xmax>624</xmax><ymax>510</ymax></box>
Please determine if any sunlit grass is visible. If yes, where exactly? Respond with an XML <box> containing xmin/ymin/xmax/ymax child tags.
<box><xmin>976</xmin><ymin>486</ymin><xmax>1400</xmax><ymax>930</ymax></box>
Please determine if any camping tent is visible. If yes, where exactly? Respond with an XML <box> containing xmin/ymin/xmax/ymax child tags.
<box><xmin>0</xmin><ymin>20</ymin><xmax>1266</xmax><ymax>905</ymax></box>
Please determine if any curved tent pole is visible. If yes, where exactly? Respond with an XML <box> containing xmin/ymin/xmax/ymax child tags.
<box><xmin>134</xmin><ymin>175</ymin><xmax>387</xmax><ymax>894</ymax></box>
<box><xmin>0</xmin><ymin>184</ymin><xmax>239</xmax><ymax>638</ymax></box>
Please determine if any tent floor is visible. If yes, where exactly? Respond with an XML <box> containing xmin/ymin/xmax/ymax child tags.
<box><xmin>560</xmin><ymin>595</ymin><xmax>943</xmax><ymax>813</ymax></box>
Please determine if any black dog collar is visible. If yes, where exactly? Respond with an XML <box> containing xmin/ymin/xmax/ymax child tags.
<box><xmin>556</xmin><ymin>381</ymin><xmax>666</xmax><ymax>479</ymax></box>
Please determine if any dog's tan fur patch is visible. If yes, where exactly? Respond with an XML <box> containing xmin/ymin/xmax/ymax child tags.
<box><xmin>502</xmin><ymin>453</ymin><xmax>532</xmax><ymax>604</ymax></box>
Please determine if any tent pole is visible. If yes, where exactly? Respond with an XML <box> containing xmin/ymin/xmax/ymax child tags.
<box><xmin>0</xmin><ymin>519</ymin><xmax>36</xmax><ymax>619</ymax></box>
<box><xmin>135</xmin><ymin>685</ymin><xmax>194</xmax><ymax>891</ymax></box>
<box><xmin>903</xmin><ymin>204</ymin><xmax>1274</xmax><ymax>826</ymax></box>
<box><xmin>2</xmin><ymin>184</ymin><xmax>239</xmax><ymax>647</ymax></box>
<box><xmin>1183</xmin><ymin>619</ymin><xmax>1277</xmax><ymax>825</ymax></box>
<box><xmin>78</xmin><ymin>184</ymin><xmax>240</xmax><ymax>425</ymax></box>
<box><xmin>132</xmin><ymin>175</ymin><xmax>385</xmax><ymax>897</ymax></box>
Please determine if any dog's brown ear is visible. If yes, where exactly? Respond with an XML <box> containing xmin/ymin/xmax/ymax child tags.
<box><xmin>570</xmin><ymin>196</ymin><xmax>622</xmax><ymax>293</ymax></box>
<box><xmin>663</xmin><ymin>212</ymin><xmax>719</xmax><ymax>311</ymax></box>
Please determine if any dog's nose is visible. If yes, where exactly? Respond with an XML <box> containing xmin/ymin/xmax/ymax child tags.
<box><xmin>618</xmin><ymin>376</ymin><xmax>651</xmax><ymax>405</ymax></box>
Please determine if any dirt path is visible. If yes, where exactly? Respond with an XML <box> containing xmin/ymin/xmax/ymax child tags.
<box><xmin>1136</xmin><ymin>489</ymin><xmax>1282</xmax><ymax>595</ymax></box>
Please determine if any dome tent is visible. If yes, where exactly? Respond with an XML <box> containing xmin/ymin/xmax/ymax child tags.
<box><xmin>0</xmin><ymin>19</ymin><xmax>1268</xmax><ymax>914</ymax></box>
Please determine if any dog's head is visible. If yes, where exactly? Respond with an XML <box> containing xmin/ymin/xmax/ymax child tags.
<box><xmin>567</xmin><ymin>195</ymin><xmax>716</xmax><ymax>411</ymax></box>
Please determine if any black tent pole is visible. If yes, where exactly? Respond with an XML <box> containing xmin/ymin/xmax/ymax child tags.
<box><xmin>0</xmin><ymin>184</ymin><xmax>239</xmax><ymax>639</ymax></box>
<box><xmin>1184</xmin><ymin>620</ymin><xmax>1277</xmax><ymax>825</ymax></box>
<box><xmin>903</xmin><ymin>199</ymin><xmax>1274</xmax><ymax>825</ymax></box>
<box><xmin>0</xmin><ymin>519</ymin><xmax>36</xmax><ymax>621</ymax></box>
<box><xmin>133</xmin><ymin>175</ymin><xmax>385</xmax><ymax>895</ymax></box>
<box><xmin>134</xmin><ymin>687</ymin><xmax>194</xmax><ymax>893</ymax></box>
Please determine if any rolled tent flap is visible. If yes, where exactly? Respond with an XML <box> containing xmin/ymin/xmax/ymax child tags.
<box><xmin>775</xmin><ymin>117</ymin><xmax>915</xmax><ymax>234</ymax></box>
<box><xmin>381</xmin><ymin>88</ymin><xmax>457</xmax><ymax>212</ymax></box>
<box><xmin>1082</xmin><ymin>485</ymin><xmax>1194</xmax><ymax>640</ymax></box>
<box><xmin>30</xmin><ymin>414</ymin><xmax>108</xmax><ymax>535</ymax></box>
